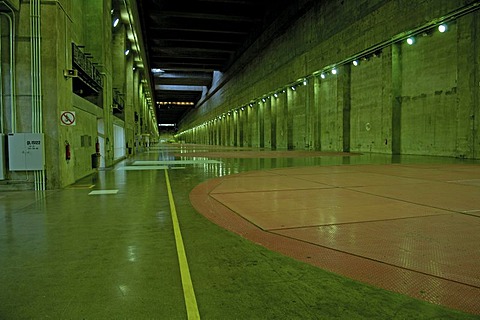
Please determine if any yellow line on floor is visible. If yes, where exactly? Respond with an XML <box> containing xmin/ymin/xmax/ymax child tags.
<box><xmin>164</xmin><ymin>169</ymin><xmax>201</xmax><ymax>320</ymax></box>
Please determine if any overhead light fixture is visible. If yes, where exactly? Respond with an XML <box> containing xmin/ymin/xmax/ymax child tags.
<box><xmin>407</xmin><ymin>37</ymin><xmax>415</xmax><ymax>45</ymax></box>
<box><xmin>320</xmin><ymin>73</ymin><xmax>326</xmax><ymax>79</ymax></box>
<box><xmin>125</xmin><ymin>49</ymin><xmax>130</xmax><ymax>55</ymax></box>
<box><xmin>438</xmin><ymin>24</ymin><xmax>447</xmax><ymax>33</ymax></box>
<box><xmin>262</xmin><ymin>98</ymin><xmax>266</xmax><ymax>102</ymax></box>
<box><xmin>274</xmin><ymin>93</ymin><xmax>278</xmax><ymax>98</ymax></box>
<box><xmin>303</xmin><ymin>79</ymin><xmax>307</xmax><ymax>85</ymax></box>
<box><xmin>352</xmin><ymin>60</ymin><xmax>359</xmax><ymax>66</ymax></box>
<box><xmin>331</xmin><ymin>68</ymin><xmax>337</xmax><ymax>75</ymax></box>
<box><xmin>113</xmin><ymin>18</ymin><xmax>120</xmax><ymax>28</ymax></box>
<box><xmin>291</xmin><ymin>86</ymin><xmax>296</xmax><ymax>91</ymax></box>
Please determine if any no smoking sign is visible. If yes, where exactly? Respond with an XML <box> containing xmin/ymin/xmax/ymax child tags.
<box><xmin>60</xmin><ymin>111</ymin><xmax>76</xmax><ymax>126</ymax></box>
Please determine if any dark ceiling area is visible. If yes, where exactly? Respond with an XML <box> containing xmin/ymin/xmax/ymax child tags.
<box><xmin>138</xmin><ymin>0</ymin><xmax>306</xmax><ymax>128</ymax></box>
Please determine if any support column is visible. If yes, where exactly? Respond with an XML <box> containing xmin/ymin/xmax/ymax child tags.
<box><xmin>258</xmin><ymin>102</ymin><xmax>264</xmax><ymax>148</ymax></box>
<box><xmin>457</xmin><ymin>12</ymin><xmax>479</xmax><ymax>158</ymax></box>
<box><xmin>286</xmin><ymin>90</ymin><xmax>294</xmax><ymax>150</ymax></box>
<box><xmin>391</xmin><ymin>43</ymin><xmax>402</xmax><ymax>155</ymax></box>
<box><xmin>313</xmin><ymin>77</ymin><xmax>321</xmax><ymax>150</ymax></box>
<box><xmin>338</xmin><ymin>64</ymin><xmax>351</xmax><ymax>152</ymax></box>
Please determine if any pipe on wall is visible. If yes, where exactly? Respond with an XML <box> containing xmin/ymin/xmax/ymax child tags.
<box><xmin>30</xmin><ymin>0</ymin><xmax>45</xmax><ymax>190</ymax></box>
<box><xmin>0</xmin><ymin>17</ymin><xmax>3</xmax><ymax>133</ymax></box>
<box><xmin>0</xmin><ymin>1</ymin><xmax>16</xmax><ymax>133</ymax></box>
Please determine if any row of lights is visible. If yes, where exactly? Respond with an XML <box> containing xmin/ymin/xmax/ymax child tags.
<box><xmin>178</xmin><ymin>21</ymin><xmax>453</xmax><ymax>136</ymax></box>
<box><xmin>157</xmin><ymin>101</ymin><xmax>195</xmax><ymax>106</ymax></box>
<box><xmin>112</xmin><ymin>6</ymin><xmax>158</xmax><ymax>127</ymax></box>
<box><xmin>112</xmin><ymin>10</ymin><xmax>132</xmax><ymax>56</ymax></box>
<box><xmin>406</xmin><ymin>23</ymin><xmax>448</xmax><ymax>45</ymax></box>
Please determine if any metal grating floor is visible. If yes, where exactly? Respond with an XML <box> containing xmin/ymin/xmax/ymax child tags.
<box><xmin>190</xmin><ymin>163</ymin><xmax>480</xmax><ymax>314</ymax></box>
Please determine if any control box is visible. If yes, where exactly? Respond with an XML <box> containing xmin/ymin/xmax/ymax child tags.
<box><xmin>8</xmin><ymin>133</ymin><xmax>45</xmax><ymax>171</ymax></box>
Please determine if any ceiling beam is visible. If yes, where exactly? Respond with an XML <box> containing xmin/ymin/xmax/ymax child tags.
<box><xmin>150</xmin><ymin>11</ymin><xmax>261</xmax><ymax>23</ymax></box>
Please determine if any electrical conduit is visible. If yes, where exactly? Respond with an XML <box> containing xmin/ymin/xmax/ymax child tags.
<box><xmin>31</xmin><ymin>0</ymin><xmax>45</xmax><ymax>190</ymax></box>
<box><xmin>0</xmin><ymin>1</ymin><xmax>16</xmax><ymax>133</ymax></box>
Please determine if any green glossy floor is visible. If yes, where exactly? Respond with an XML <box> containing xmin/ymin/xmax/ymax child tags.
<box><xmin>1</xmin><ymin>144</ymin><xmax>479</xmax><ymax>319</ymax></box>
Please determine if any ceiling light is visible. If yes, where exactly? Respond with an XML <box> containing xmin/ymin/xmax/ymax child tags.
<box><xmin>352</xmin><ymin>60</ymin><xmax>359</xmax><ymax>66</ymax></box>
<box><xmin>407</xmin><ymin>37</ymin><xmax>415</xmax><ymax>45</ymax></box>
<box><xmin>125</xmin><ymin>49</ymin><xmax>130</xmax><ymax>56</ymax></box>
<box><xmin>113</xmin><ymin>18</ymin><xmax>120</xmax><ymax>28</ymax></box>
<box><xmin>274</xmin><ymin>93</ymin><xmax>278</xmax><ymax>98</ymax></box>
<box><xmin>320</xmin><ymin>73</ymin><xmax>326</xmax><ymax>79</ymax></box>
<box><xmin>303</xmin><ymin>79</ymin><xmax>307</xmax><ymax>85</ymax></box>
<box><xmin>331</xmin><ymin>68</ymin><xmax>337</xmax><ymax>75</ymax></box>
<box><xmin>291</xmin><ymin>86</ymin><xmax>296</xmax><ymax>91</ymax></box>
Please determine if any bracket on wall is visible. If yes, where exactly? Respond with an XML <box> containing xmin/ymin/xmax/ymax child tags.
<box><xmin>63</xmin><ymin>69</ymin><xmax>78</xmax><ymax>78</ymax></box>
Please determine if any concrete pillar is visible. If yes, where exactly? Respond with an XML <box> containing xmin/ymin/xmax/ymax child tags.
<box><xmin>275</xmin><ymin>91</ymin><xmax>288</xmax><ymax>150</ymax></box>
<box><xmin>391</xmin><ymin>43</ymin><xmax>402</xmax><ymax>155</ymax></box>
<box><xmin>457</xmin><ymin>12</ymin><xmax>479</xmax><ymax>158</ymax></box>
<box><xmin>124</xmin><ymin>57</ymin><xmax>134</xmax><ymax>156</ymax></box>
<box><xmin>286</xmin><ymin>90</ymin><xmax>294</xmax><ymax>150</ymax></box>
<box><xmin>249</xmin><ymin>104</ymin><xmax>259</xmax><ymax>147</ymax></box>
<box><xmin>263</xmin><ymin>100</ymin><xmax>271</xmax><ymax>149</ymax></box>
<box><xmin>224</xmin><ymin>114</ymin><xmax>230</xmax><ymax>146</ymax></box>
<box><xmin>85</xmin><ymin>0</ymin><xmax>114</xmax><ymax>166</ymax></box>
<box><xmin>312</xmin><ymin>77</ymin><xmax>322</xmax><ymax>150</ymax></box>
<box><xmin>258</xmin><ymin>102</ymin><xmax>264</xmax><ymax>148</ymax></box>
<box><xmin>232</xmin><ymin>113</ymin><xmax>237</xmax><ymax>147</ymax></box>
<box><xmin>338</xmin><ymin>65</ymin><xmax>351</xmax><ymax>152</ymax></box>
<box><xmin>239</xmin><ymin>109</ymin><xmax>245</xmax><ymax>147</ymax></box>
<box><xmin>305</xmin><ymin>79</ymin><xmax>315</xmax><ymax>150</ymax></box>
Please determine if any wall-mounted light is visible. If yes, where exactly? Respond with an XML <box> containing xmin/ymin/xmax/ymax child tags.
<box><xmin>407</xmin><ymin>37</ymin><xmax>415</xmax><ymax>45</ymax></box>
<box><xmin>438</xmin><ymin>24</ymin><xmax>447</xmax><ymax>33</ymax></box>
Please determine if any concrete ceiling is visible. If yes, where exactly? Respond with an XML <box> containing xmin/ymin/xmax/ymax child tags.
<box><xmin>137</xmin><ymin>0</ymin><xmax>299</xmax><ymax>126</ymax></box>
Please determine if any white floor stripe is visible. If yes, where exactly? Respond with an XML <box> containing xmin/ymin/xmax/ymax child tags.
<box><xmin>133</xmin><ymin>160</ymin><xmax>222</xmax><ymax>165</ymax></box>
<box><xmin>117</xmin><ymin>166</ymin><xmax>169</xmax><ymax>171</ymax></box>
<box><xmin>88</xmin><ymin>190</ymin><xmax>119</xmax><ymax>195</ymax></box>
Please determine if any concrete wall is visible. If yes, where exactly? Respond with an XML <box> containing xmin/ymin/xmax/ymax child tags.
<box><xmin>0</xmin><ymin>0</ymin><xmax>157</xmax><ymax>189</ymax></box>
<box><xmin>178</xmin><ymin>0</ymin><xmax>480</xmax><ymax>159</ymax></box>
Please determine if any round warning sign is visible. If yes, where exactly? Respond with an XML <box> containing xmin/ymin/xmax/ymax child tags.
<box><xmin>60</xmin><ymin>111</ymin><xmax>76</xmax><ymax>126</ymax></box>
